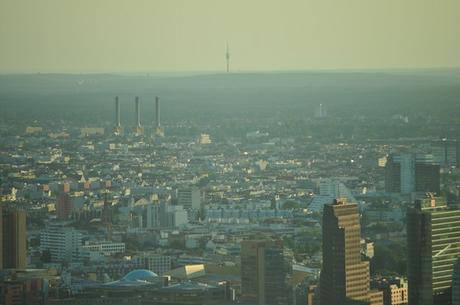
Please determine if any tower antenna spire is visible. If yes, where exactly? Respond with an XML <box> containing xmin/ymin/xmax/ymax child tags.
<box><xmin>226</xmin><ymin>42</ymin><xmax>230</xmax><ymax>73</ymax></box>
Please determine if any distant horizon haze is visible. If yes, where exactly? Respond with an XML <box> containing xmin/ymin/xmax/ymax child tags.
<box><xmin>1</xmin><ymin>0</ymin><xmax>460</xmax><ymax>73</ymax></box>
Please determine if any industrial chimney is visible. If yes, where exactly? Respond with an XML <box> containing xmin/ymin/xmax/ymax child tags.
<box><xmin>155</xmin><ymin>96</ymin><xmax>160</xmax><ymax>128</ymax></box>
<box><xmin>135</xmin><ymin>96</ymin><xmax>141</xmax><ymax>127</ymax></box>
<box><xmin>115</xmin><ymin>96</ymin><xmax>121</xmax><ymax>127</ymax></box>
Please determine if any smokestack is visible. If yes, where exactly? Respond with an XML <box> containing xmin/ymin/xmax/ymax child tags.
<box><xmin>135</xmin><ymin>96</ymin><xmax>141</xmax><ymax>127</ymax></box>
<box><xmin>115</xmin><ymin>96</ymin><xmax>121</xmax><ymax>127</ymax></box>
<box><xmin>155</xmin><ymin>96</ymin><xmax>160</xmax><ymax>128</ymax></box>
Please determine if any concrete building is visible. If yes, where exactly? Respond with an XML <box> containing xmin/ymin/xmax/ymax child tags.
<box><xmin>407</xmin><ymin>194</ymin><xmax>460</xmax><ymax>305</ymax></box>
<box><xmin>146</xmin><ymin>202</ymin><xmax>188</xmax><ymax>228</ymax></box>
<box><xmin>56</xmin><ymin>193</ymin><xmax>73</xmax><ymax>220</ymax></box>
<box><xmin>177</xmin><ymin>187</ymin><xmax>202</xmax><ymax>210</ymax></box>
<box><xmin>240</xmin><ymin>239</ymin><xmax>288</xmax><ymax>305</ymax></box>
<box><xmin>372</xmin><ymin>277</ymin><xmax>408</xmax><ymax>305</ymax></box>
<box><xmin>40</xmin><ymin>222</ymin><xmax>83</xmax><ymax>262</ymax></box>
<box><xmin>198</xmin><ymin>133</ymin><xmax>212</xmax><ymax>144</ymax></box>
<box><xmin>309</xmin><ymin>179</ymin><xmax>356</xmax><ymax>213</ymax></box>
<box><xmin>81</xmin><ymin>241</ymin><xmax>125</xmax><ymax>256</ymax></box>
<box><xmin>320</xmin><ymin>199</ymin><xmax>383</xmax><ymax>305</ymax></box>
<box><xmin>1</xmin><ymin>206</ymin><xmax>27</xmax><ymax>269</ymax></box>
<box><xmin>132</xmin><ymin>254</ymin><xmax>171</xmax><ymax>276</ymax></box>
<box><xmin>0</xmin><ymin>277</ymin><xmax>46</xmax><ymax>305</ymax></box>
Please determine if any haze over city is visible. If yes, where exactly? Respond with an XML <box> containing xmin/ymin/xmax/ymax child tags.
<box><xmin>1</xmin><ymin>1</ymin><xmax>460</xmax><ymax>305</ymax></box>
<box><xmin>2</xmin><ymin>0</ymin><xmax>460</xmax><ymax>73</ymax></box>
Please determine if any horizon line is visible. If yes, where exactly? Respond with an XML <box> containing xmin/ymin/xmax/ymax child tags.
<box><xmin>1</xmin><ymin>66</ymin><xmax>460</xmax><ymax>76</ymax></box>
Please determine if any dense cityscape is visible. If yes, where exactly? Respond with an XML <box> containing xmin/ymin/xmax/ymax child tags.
<box><xmin>2</xmin><ymin>0</ymin><xmax>460</xmax><ymax>304</ymax></box>
<box><xmin>1</xmin><ymin>70</ymin><xmax>460</xmax><ymax>305</ymax></box>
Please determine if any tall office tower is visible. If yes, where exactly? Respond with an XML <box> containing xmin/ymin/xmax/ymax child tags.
<box><xmin>407</xmin><ymin>194</ymin><xmax>460</xmax><ymax>305</ymax></box>
<box><xmin>453</xmin><ymin>258</ymin><xmax>460</xmax><ymax>305</ymax></box>
<box><xmin>320</xmin><ymin>199</ymin><xmax>383</xmax><ymax>305</ymax></box>
<box><xmin>146</xmin><ymin>202</ymin><xmax>188</xmax><ymax>229</ymax></box>
<box><xmin>241</xmin><ymin>240</ymin><xmax>288</xmax><ymax>305</ymax></box>
<box><xmin>133</xmin><ymin>96</ymin><xmax>144</xmax><ymax>135</ymax></box>
<box><xmin>56</xmin><ymin>193</ymin><xmax>73</xmax><ymax>220</ymax></box>
<box><xmin>385</xmin><ymin>153</ymin><xmax>440</xmax><ymax>194</ymax></box>
<box><xmin>225</xmin><ymin>42</ymin><xmax>230</xmax><ymax>72</ymax></box>
<box><xmin>432</xmin><ymin>139</ymin><xmax>459</xmax><ymax>167</ymax></box>
<box><xmin>154</xmin><ymin>96</ymin><xmax>164</xmax><ymax>137</ymax></box>
<box><xmin>114</xmin><ymin>96</ymin><xmax>122</xmax><ymax>134</ymax></box>
<box><xmin>0</xmin><ymin>206</ymin><xmax>27</xmax><ymax>269</ymax></box>
<box><xmin>40</xmin><ymin>222</ymin><xmax>82</xmax><ymax>262</ymax></box>
<box><xmin>177</xmin><ymin>187</ymin><xmax>201</xmax><ymax>210</ymax></box>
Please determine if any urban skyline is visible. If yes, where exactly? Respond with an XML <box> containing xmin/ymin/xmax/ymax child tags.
<box><xmin>1</xmin><ymin>1</ymin><xmax>460</xmax><ymax>305</ymax></box>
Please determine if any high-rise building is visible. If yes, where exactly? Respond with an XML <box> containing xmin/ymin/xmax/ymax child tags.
<box><xmin>40</xmin><ymin>222</ymin><xmax>82</xmax><ymax>262</ymax></box>
<box><xmin>320</xmin><ymin>199</ymin><xmax>383</xmax><ymax>305</ymax></box>
<box><xmin>1</xmin><ymin>206</ymin><xmax>27</xmax><ymax>269</ymax></box>
<box><xmin>241</xmin><ymin>239</ymin><xmax>288</xmax><ymax>305</ymax></box>
<box><xmin>385</xmin><ymin>153</ymin><xmax>440</xmax><ymax>194</ymax></box>
<box><xmin>146</xmin><ymin>202</ymin><xmax>188</xmax><ymax>228</ymax></box>
<box><xmin>177</xmin><ymin>187</ymin><xmax>202</xmax><ymax>210</ymax></box>
<box><xmin>453</xmin><ymin>258</ymin><xmax>460</xmax><ymax>305</ymax></box>
<box><xmin>56</xmin><ymin>193</ymin><xmax>73</xmax><ymax>220</ymax></box>
<box><xmin>431</xmin><ymin>139</ymin><xmax>459</xmax><ymax>167</ymax></box>
<box><xmin>407</xmin><ymin>194</ymin><xmax>460</xmax><ymax>305</ymax></box>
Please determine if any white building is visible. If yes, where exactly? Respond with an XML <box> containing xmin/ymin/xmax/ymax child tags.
<box><xmin>146</xmin><ymin>202</ymin><xmax>188</xmax><ymax>228</ymax></box>
<box><xmin>198</xmin><ymin>133</ymin><xmax>212</xmax><ymax>144</ymax></box>
<box><xmin>40</xmin><ymin>222</ymin><xmax>83</xmax><ymax>262</ymax></box>
<box><xmin>81</xmin><ymin>241</ymin><xmax>125</xmax><ymax>256</ymax></box>
<box><xmin>308</xmin><ymin>178</ymin><xmax>357</xmax><ymax>212</ymax></box>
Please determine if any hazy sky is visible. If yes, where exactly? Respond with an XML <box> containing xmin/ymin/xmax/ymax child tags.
<box><xmin>1</xmin><ymin>0</ymin><xmax>460</xmax><ymax>73</ymax></box>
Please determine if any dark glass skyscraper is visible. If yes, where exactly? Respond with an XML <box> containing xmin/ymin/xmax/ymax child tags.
<box><xmin>407</xmin><ymin>195</ymin><xmax>460</xmax><ymax>305</ymax></box>
<box><xmin>0</xmin><ymin>206</ymin><xmax>27</xmax><ymax>269</ymax></box>
<box><xmin>241</xmin><ymin>239</ymin><xmax>288</xmax><ymax>305</ymax></box>
<box><xmin>385</xmin><ymin>153</ymin><xmax>440</xmax><ymax>194</ymax></box>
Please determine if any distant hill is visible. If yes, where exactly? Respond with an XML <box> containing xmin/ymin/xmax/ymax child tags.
<box><xmin>1</xmin><ymin>70</ymin><xmax>459</xmax><ymax>123</ymax></box>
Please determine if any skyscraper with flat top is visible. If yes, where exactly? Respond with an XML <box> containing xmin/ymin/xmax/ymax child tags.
<box><xmin>407</xmin><ymin>194</ymin><xmax>460</xmax><ymax>305</ymax></box>
<box><xmin>1</xmin><ymin>206</ymin><xmax>27</xmax><ymax>269</ymax></box>
<box><xmin>241</xmin><ymin>239</ymin><xmax>288</xmax><ymax>305</ymax></box>
<box><xmin>385</xmin><ymin>153</ymin><xmax>440</xmax><ymax>194</ymax></box>
<box><xmin>320</xmin><ymin>199</ymin><xmax>383</xmax><ymax>305</ymax></box>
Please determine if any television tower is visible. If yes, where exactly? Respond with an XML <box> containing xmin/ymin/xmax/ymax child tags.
<box><xmin>226</xmin><ymin>42</ymin><xmax>230</xmax><ymax>73</ymax></box>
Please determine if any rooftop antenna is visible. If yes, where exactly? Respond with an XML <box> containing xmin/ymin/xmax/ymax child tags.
<box><xmin>226</xmin><ymin>42</ymin><xmax>230</xmax><ymax>73</ymax></box>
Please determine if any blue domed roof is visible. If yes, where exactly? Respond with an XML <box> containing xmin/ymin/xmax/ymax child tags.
<box><xmin>121</xmin><ymin>269</ymin><xmax>158</xmax><ymax>282</ymax></box>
